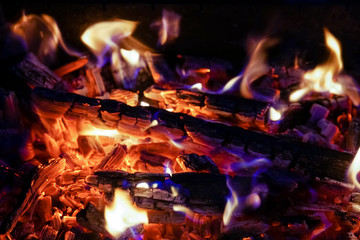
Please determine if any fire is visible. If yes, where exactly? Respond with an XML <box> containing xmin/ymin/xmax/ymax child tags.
<box><xmin>120</xmin><ymin>49</ymin><xmax>140</xmax><ymax>65</ymax></box>
<box><xmin>347</xmin><ymin>147</ymin><xmax>360</xmax><ymax>189</ymax></box>
<box><xmin>290</xmin><ymin>28</ymin><xmax>359</xmax><ymax>104</ymax></box>
<box><xmin>81</xmin><ymin>19</ymin><xmax>149</xmax><ymax>89</ymax></box>
<box><xmin>152</xmin><ymin>9</ymin><xmax>181</xmax><ymax>46</ymax></box>
<box><xmin>190</xmin><ymin>83</ymin><xmax>203</xmax><ymax>91</ymax></box>
<box><xmin>269</xmin><ymin>107</ymin><xmax>282</xmax><ymax>121</ymax></box>
<box><xmin>12</xmin><ymin>13</ymin><xmax>80</xmax><ymax>63</ymax></box>
<box><xmin>81</xmin><ymin>19</ymin><xmax>137</xmax><ymax>66</ymax></box>
<box><xmin>223</xmin><ymin>178</ymin><xmax>239</xmax><ymax>226</ymax></box>
<box><xmin>105</xmin><ymin>189</ymin><xmax>148</xmax><ymax>238</ymax></box>
<box><xmin>240</xmin><ymin>38</ymin><xmax>277</xmax><ymax>101</ymax></box>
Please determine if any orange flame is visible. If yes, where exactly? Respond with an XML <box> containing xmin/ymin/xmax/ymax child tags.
<box><xmin>105</xmin><ymin>189</ymin><xmax>148</xmax><ymax>238</ymax></box>
<box><xmin>12</xmin><ymin>13</ymin><xmax>81</xmax><ymax>64</ymax></box>
<box><xmin>81</xmin><ymin>19</ymin><xmax>150</xmax><ymax>89</ymax></box>
<box><xmin>240</xmin><ymin>38</ymin><xmax>277</xmax><ymax>101</ymax></box>
<box><xmin>348</xmin><ymin>147</ymin><xmax>360</xmax><ymax>189</ymax></box>
<box><xmin>81</xmin><ymin>19</ymin><xmax>137</xmax><ymax>67</ymax></box>
<box><xmin>152</xmin><ymin>9</ymin><xmax>181</xmax><ymax>46</ymax></box>
<box><xmin>290</xmin><ymin>28</ymin><xmax>359</xmax><ymax>105</ymax></box>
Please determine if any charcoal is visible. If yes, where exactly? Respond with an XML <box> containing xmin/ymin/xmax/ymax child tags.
<box><xmin>176</xmin><ymin>153</ymin><xmax>219</xmax><ymax>174</ymax></box>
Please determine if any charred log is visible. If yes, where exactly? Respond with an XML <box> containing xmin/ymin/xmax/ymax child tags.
<box><xmin>32</xmin><ymin>87</ymin><xmax>354</xmax><ymax>182</ymax></box>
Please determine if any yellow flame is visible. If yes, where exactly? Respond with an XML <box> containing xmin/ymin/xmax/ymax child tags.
<box><xmin>105</xmin><ymin>189</ymin><xmax>148</xmax><ymax>238</ymax></box>
<box><xmin>12</xmin><ymin>13</ymin><xmax>80</xmax><ymax>63</ymax></box>
<box><xmin>240</xmin><ymin>38</ymin><xmax>276</xmax><ymax>100</ymax></box>
<box><xmin>290</xmin><ymin>28</ymin><xmax>345</xmax><ymax>102</ymax></box>
<box><xmin>269</xmin><ymin>107</ymin><xmax>282</xmax><ymax>121</ymax></box>
<box><xmin>81</xmin><ymin>20</ymin><xmax>136</xmax><ymax>64</ymax></box>
<box><xmin>120</xmin><ymin>49</ymin><xmax>140</xmax><ymax>65</ymax></box>
<box><xmin>173</xmin><ymin>205</ymin><xmax>195</xmax><ymax>219</ymax></box>
<box><xmin>348</xmin><ymin>147</ymin><xmax>360</xmax><ymax>189</ymax></box>
<box><xmin>223</xmin><ymin>179</ymin><xmax>239</xmax><ymax>226</ymax></box>
<box><xmin>165</xmin><ymin>161</ymin><xmax>172</xmax><ymax>176</ymax></box>
<box><xmin>152</xmin><ymin>9</ymin><xmax>181</xmax><ymax>46</ymax></box>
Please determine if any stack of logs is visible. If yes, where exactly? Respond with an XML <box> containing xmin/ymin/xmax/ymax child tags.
<box><xmin>0</xmin><ymin>16</ymin><xmax>359</xmax><ymax>239</ymax></box>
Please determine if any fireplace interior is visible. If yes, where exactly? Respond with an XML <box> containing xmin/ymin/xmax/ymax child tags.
<box><xmin>0</xmin><ymin>1</ymin><xmax>360</xmax><ymax>240</ymax></box>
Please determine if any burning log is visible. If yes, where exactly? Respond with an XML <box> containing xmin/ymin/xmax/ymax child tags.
<box><xmin>32</xmin><ymin>87</ymin><xmax>354</xmax><ymax>182</ymax></box>
<box><xmin>0</xmin><ymin>158</ymin><xmax>66</xmax><ymax>235</ymax></box>
<box><xmin>176</xmin><ymin>153</ymin><xmax>219</xmax><ymax>174</ymax></box>
<box><xmin>143</xmin><ymin>85</ymin><xmax>270</xmax><ymax>126</ymax></box>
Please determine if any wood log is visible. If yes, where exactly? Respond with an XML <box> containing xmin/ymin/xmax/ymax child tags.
<box><xmin>143</xmin><ymin>85</ymin><xmax>270</xmax><ymax>126</ymax></box>
<box><xmin>85</xmin><ymin>169</ymin><xmax>314</xmax><ymax>216</ymax></box>
<box><xmin>12</xmin><ymin>53</ymin><xmax>68</xmax><ymax>90</ymax></box>
<box><xmin>0</xmin><ymin>158</ymin><xmax>66</xmax><ymax>235</ymax></box>
<box><xmin>31</xmin><ymin>87</ymin><xmax>354</xmax><ymax>182</ymax></box>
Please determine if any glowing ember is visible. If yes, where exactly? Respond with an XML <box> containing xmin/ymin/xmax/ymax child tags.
<box><xmin>290</xmin><ymin>28</ymin><xmax>359</xmax><ymax>104</ymax></box>
<box><xmin>269</xmin><ymin>107</ymin><xmax>282</xmax><ymax>121</ymax></box>
<box><xmin>105</xmin><ymin>189</ymin><xmax>148</xmax><ymax>238</ymax></box>
<box><xmin>223</xmin><ymin>178</ymin><xmax>239</xmax><ymax>226</ymax></box>
<box><xmin>152</xmin><ymin>9</ymin><xmax>181</xmax><ymax>46</ymax></box>
<box><xmin>348</xmin><ymin>147</ymin><xmax>360</xmax><ymax>189</ymax></box>
<box><xmin>136</xmin><ymin>182</ymin><xmax>150</xmax><ymax>189</ymax></box>
<box><xmin>79</xmin><ymin>127</ymin><xmax>120</xmax><ymax>138</ymax></box>
<box><xmin>140</xmin><ymin>101</ymin><xmax>150</xmax><ymax>107</ymax></box>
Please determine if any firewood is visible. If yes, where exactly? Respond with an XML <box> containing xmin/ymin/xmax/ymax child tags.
<box><xmin>12</xmin><ymin>53</ymin><xmax>68</xmax><ymax>90</ymax></box>
<box><xmin>93</xmin><ymin>144</ymin><xmax>127</xmax><ymax>171</ymax></box>
<box><xmin>32</xmin><ymin>87</ymin><xmax>354</xmax><ymax>182</ymax></box>
<box><xmin>0</xmin><ymin>158</ymin><xmax>66</xmax><ymax>234</ymax></box>
<box><xmin>53</xmin><ymin>58</ymin><xmax>88</xmax><ymax>77</ymax></box>
<box><xmin>37</xmin><ymin>196</ymin><xmax>53</xmax><ymax>222</ymax></box>
<box><xmin>345</xmin><ymin>118</ymin><xmax>360</xmax><ymax>154</ymax></box>
<box><xmin>176</xmin><ymin>153</ymin><xmax>219</xmax><ymax>174</ymax></box>
<box><xmin>39</xmin><ymin>225</ymin><xmax>57</xmax><ymax>240</ymax></box>
<box><xmin>143</xmin><ymin>85</ymin><xmax>270</xmax><ymax>126</ymax></box>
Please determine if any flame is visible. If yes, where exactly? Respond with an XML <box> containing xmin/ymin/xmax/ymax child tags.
<box><xmin>223</xmin><ymin>178</ymin><xmax>239</xmax><ymax>226</ymax></box>
<box><xmin>190</xmin><ymin>83</ymin><xmax>203</xmax><ymax>91</ymax></box>
<box><xmin>269</xmin><ymin>107</ymin><xmax>282</xmax><ymax>121</ymax></box>
<box><xmin>81</xmin><ymin>19</ymin><xmax>137</xmax><ymax>66</ymax></box>
<box><xmin>347</xmin><ymin>147</ymin><xmax>360</xmax><ymax>189</ymax></box>
<box><xmin>290</xmin><ymin>28</ymin><xmax>359</xmax><ymax>104</ymax></box>
<box><xmin>173</xmin><ymin>205</ymin><xmax>195</xmax><ymax>219</ymax></box>
<box><xmin>152</xmin><ymin>9</ymin><xmax>181</xmax><ymax>46</ymax></box>
<box><xmin>220</xmin><ymin>75</ymin><xmax>241</xmax><ymax>93</ymax></box>
<box><xmin>164</xmin><ymin>161</ymin><xmax>172</xmax><ymax>176</ymax></box>
<box><xmin>12</xmin><ymin>13</ymin><xmax>80</xmax><ymax>64</ymax></box>
<box><xmin>81</xmin><ymin>19</ymin><xmax>150</xmax><ymax>89</ymax></box>
<box><xmin>120</xmin><ymin>49</ymin><xmax>140</xmax><ymax>65</ymax></box>
<box><xmin>105</xmin><ymin>189</ymin><xmax>148</xmax><ymax>238</ymax></box>
<box><xmin>240</xmin><ymin>38</ymin><xmax>277</xmax><ymax>101</ymax></box>
<box><xmin>79</xmin><ymin>127</ymin><xmax>120</xmax><ymax>138</ymax></box>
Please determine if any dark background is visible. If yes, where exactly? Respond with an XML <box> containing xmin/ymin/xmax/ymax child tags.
<box><xmin>2</xmin><ymin>1</ymin><xmax>360</xmax><ymax>75</ymax></box>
